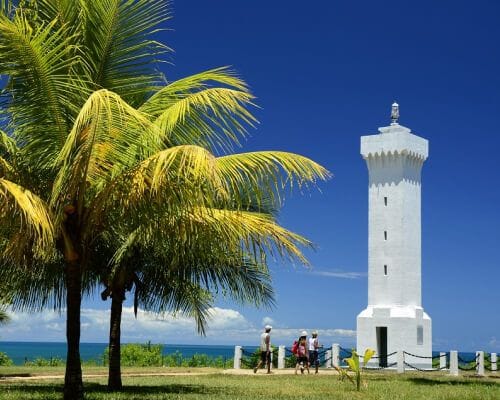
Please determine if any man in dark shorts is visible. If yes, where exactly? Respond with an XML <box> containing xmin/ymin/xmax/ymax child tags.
<box><xmin>308</xmin><ymin>330</ymin><xmax>321</xmax><ymax>374</ymax></box>
<box><xmin>254</xmin><ymin>325</ymin><xmax>272</xmax><ymax>373</ymax></box>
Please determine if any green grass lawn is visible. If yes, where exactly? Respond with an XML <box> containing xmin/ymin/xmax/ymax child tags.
<box><xmin>0</xmin><ymin>367</ymin><xmax>499</xmax><ymax>399</ymax></box>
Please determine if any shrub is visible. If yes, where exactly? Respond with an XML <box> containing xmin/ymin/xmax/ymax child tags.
<box><xmin>24</xmin><ymin>357</ymin><xmax>65</xmax><ymax>367</ymax></box>
<box><xmin>104</xmin><ymin>342</ymin><xmax>163</xmax><ymax>367</ymax></box>
<box><xmin>101</xmin><ymin>342</ymin><xmax>233</xmax><ymax>368</ymax></box>
<box><xmin>162</xmin><ymin>350</ymin><xmax>184</xmax><ymax>367</ymax></box>
<box><xmin>0</xmin><ymin>351</ymin><xmax>13</xmax><ymax>366</ymax></box>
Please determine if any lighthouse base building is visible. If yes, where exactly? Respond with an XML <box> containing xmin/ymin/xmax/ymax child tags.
<box><xmin>357</xmin><ymin>306</ymin><xmax>432</xmax><ymax>369</ymax></box>
<box><xmin>356</xmin><ymin>107</ymin><xmax>432</xmax><ymax>369</ymax></box>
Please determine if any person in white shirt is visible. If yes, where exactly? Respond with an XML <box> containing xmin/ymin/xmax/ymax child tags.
<box><xmin>254</xmin><ymin>325</ymin><xmax>272</xmax><ymax>374</ymax></box>
<box><xmin>308</xmin><ymin>331</ymin><xmax>321</xmax><ymax>374</ymax></box>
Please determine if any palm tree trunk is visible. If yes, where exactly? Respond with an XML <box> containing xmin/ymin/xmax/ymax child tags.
<box><xmin>64</xmin><ymin>261</ymin><xmax>84</xmax><ymax>400</ymax></box>
<box><xmin>107</xmin><ymin>292</ymin><xmax>123</xmax><ymax>390</ymax></box>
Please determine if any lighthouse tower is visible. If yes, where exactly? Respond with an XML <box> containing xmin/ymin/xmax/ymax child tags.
<box><xmin>356</xmin><ymin>103</ymin><xmax>432</xmax><ymax>368</ymax></box>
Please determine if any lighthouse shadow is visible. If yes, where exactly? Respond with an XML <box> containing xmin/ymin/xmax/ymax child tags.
<box><xmin>408</xmin><ymin>377</ymin><xmax>497</xmax><ymax>388</ymax></box>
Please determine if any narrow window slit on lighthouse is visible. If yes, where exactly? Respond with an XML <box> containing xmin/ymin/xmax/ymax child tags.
<box><xmin>384</xmin><ymin>196</ymin><xmax>387</xmax><ymax>206</ymax></box>
<box><xmin>384</xmin><ymin>231</ymin><xmax>387</xmax><ymax>240</ymax></box>
<box><xmin>417</xmin><ymin>326</ymin><xmax>424</xmax><ymax>345</ymax></box>
<box><xmin>384</xmin><ymin>265</ymin><xmax>387</xmax><ymax>276</ymax></box>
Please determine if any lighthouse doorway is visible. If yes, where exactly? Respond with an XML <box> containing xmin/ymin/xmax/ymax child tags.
<box><xmin>376</xmin><ymin>327</ymin><xmax>388</xmax><ymax>367</ymax></box>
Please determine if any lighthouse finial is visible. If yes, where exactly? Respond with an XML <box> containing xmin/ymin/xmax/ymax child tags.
<box><xmin>391</xmin><ymin>102</ymin><xmax>399</xmax><ymax>125</ymax></box>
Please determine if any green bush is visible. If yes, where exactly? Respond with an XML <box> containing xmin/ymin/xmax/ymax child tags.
<box><xmin>24</xmin><ymin>357</ymin><xmax>65</xmax><ymax>367</ymax></box>
<box><xmin>101</xmin><ymin>342</ymin><xmax>233</xmax><ymax>368</ymax></box>
<box><xmin>161</xmin><ymin>351</ymin><xmax>231</xmax><ymax>368</ymax></box>
<box><xmin>0</xmin><ymin>351</ymin><xmax>13</xmax><ymax>366</ymax></box>
<box><xmin>81</xmin><ymin>357</ymin><xmax>105</xmax><ymax>367</ymax></box>
<box><xmin>104</xmin><ymin>342</ymin><xmax>163</xmax><ymax>367</ymax></box>
<box><xmin>162</xmin><ymin>350</ymin><xmax>184</xmax><ymax>367</ymax></box>
<box><xmin>285</xmin><ymin>354</ymin><xmax>297</xmax><ymax>368</ymax></box>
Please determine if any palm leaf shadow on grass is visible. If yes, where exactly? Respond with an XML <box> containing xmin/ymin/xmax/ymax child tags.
<box><xmin>0</xmin><ymin>373</ymin><xmax>32</xmax><ymax>378</ymax></box>
<box><xmin>408</xmin><ymin>377</ymin><xmax>498</xmax><ymax>388</ymax></box>
<box><xmin>88</xmin><ymin>382</ymin><xmax>222</xmax><ymax>395</ymax></box>
<box><xmin>0</xmin><ymin>383</ymin><xmax>222</xmax><ymax>396</ymax></box>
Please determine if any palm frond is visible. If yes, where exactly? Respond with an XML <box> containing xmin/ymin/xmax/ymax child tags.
<box><xmin>137</xmin><ymin>277</ymin><xmax>213</xmax><ymax>336</ymax></box>
<box><xmin>194</xmin><ymin>257</ymin><xmax>275</xmax><ymax>309</ymax></box>
<box><xmin>152</xmin><ymin>87</ymin><xmax>256</xmax><ymax>150</ymax></box>
<box><xmin>0</xmin><ymin>178</ymin><xmax>55</xmax><ymax>260</ymax></box>
<box><xmin>189</xmin><ymin>207</ymin><xmax>312</xmax><ymax>264</ymax></box>
<box><xmin>110</xmin><ymin>205</ymin><xmax>311</xmax><ymax>269</ymax></box>
<box><xmin>0</xmin><ymin>10</ymin><xmax>85</xmax><ymax>167</ymax></box>
<box><xmin>0</xmin><ymin>308</ymin><xmax>9</xmax><ymax>324</ymax></box>
<box><xmin>0</xmin><ymin>257</ymin><xmax>66</xmax><ymax>312</ymax></box>
<box><xmin>0</xmin><ymin>0</ymin><xmax>13</xmax><ymax>17</ymax></box>
<box><xmin>141</xmin><ymin>67</ymin><xmax>250</xmax><ymax>114</ymax></box>
<box><xmin>51</xmin><ymin>89</ymin><xmax>159</xmax><ymax>217</ymax></box>
<box><xmin>0</xmin><ymin>129</ymin><xmax>17</xmax><ymax>154</ymax></box>
<box><xmin>216</xmin><ymin>151</ymin><xmax>331</xmax><ymax>205</ymax></box>
<box><xmin>140</xmin><ymin>67</ymin><xmax>256</xmax><ymax>151</ymax></box>
<box><xmin>83</xmin><ymin>0</ymin><xmax>171</xmax><ymax>103</ymax></box>
<box><xmin>0</xmin><ymin>155</ymin><xmax>13</xmax><ymax>176</ymax></box>
<box><xmin>22</xmin><ymin>0</ymin><xmax>84</xmax><ymax>33</ymax></box>
<box><xmin>87</xmin><ymin>144</ymin><xmax>227</xmax><ymax>231</ymax></box>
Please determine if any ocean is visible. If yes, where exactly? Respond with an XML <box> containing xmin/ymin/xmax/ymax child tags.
<box><xmin>0</xmin><ymin>342</ymin><xmax>252</xmax><ymax>366</ymax></box>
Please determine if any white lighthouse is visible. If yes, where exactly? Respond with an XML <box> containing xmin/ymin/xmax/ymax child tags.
<box><xmin>356</xmin><ymin>103</ymin><xmax>432</xmax><ymax>368</ymax></box>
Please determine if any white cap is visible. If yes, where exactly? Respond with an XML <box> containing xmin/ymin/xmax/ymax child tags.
<box><xmin>301</xmin><ymin>330</ymin><xmax>307</xmax><ymax>337</ymax></box>
<box><xmin>312</xmin><ymin>330</ymin><xmax>318</xmax><ymax>336</ymax></box>
<box><xmin>265</xmin><ymin>325</ymin><xmax>272</xmax><ymax>331</ymax></box>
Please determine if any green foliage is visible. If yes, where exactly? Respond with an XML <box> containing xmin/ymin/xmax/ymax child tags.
<box><xmin>285</xmin><ymin>354</ymin><xmax>297</xmax><ymax>368</ymax></box>
<box><xmin>24</xmin><ymin>357</ymin><xmax>65</xmax><ymax>367</ymax></box>
<box><xmin>0</xmin><ymin>308</ymin><xmax>9</xmax><ymax>324</ymax></box>
<box><xmin>0</xmin><ymin>351</ymin><xmax>13</xmax><ymax>366</ymax></box>
<box><xmin>342</xmin><ymin>348</ymin><xmax>375</xmax><ymax>391</ymax></box>
<box><xmin>104</xmin><ymin>343</ymin><xmax>163</xmax><ymax>367</ymax></box>
<box><xmin>162</xmin><ymin>351</ymin><xmax>231</xmax><ymax>368</ymax></box>
<box><xmin>102</xmin><ymin>343</ymin><xmax>231</xmax><ymax>368</ymax></box>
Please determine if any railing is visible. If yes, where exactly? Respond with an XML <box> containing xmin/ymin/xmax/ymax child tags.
<box><xmin>234</xmin><ymin>344</ymin><xmax>498</xmax><ymax>376</ymax></box>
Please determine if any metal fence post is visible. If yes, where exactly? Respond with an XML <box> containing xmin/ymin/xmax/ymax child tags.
<box><xmin>491</xmin><ymin>353</ymin><xmax>497</xmax><ymax>372</ymax></box>
<box><xmin>439</xmin><ymin>352</ymin><xmax>446</xmax><ymax>370</ymax></box>
<box><xmin>449</xmin><ymin>350</ymin><xmax>459</xmax><ymax>376</ymax></box>
<box><xmin>278</xmin><ymin>345</ymin><xmax>285</xmax><ymax>369</ymax></box>
<box><xmin>476</xmin><ymin>351</ymin><xmax>484</xmax><ymax>376</ymax></box>
<box><xmin>233</xmin><ymin>346</ymin><xmax>242</xmax><ymax>369</ymax></box>
<box><xmin>397</xmin><ymin>350</ymin><xmax>405</xmax><ymax>373</ymax></box>
<box><xmin>332</xmin><ymin>343</ymin><xmax>340</xmax><ymax>368</ymax></box>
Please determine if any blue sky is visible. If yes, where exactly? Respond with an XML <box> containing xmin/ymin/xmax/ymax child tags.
<box><xmin>2</xmin><ymin>0</ymin><xmax>499</xmax><ymax>352</ymax></box>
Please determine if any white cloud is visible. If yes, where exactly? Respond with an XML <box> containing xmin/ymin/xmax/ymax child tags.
<box><xmin>307</xmin><ymin>269</ymin><xmax>366</xmax><ymax>279</ymax></box>
<box><xmin>0</xmin><ymin>306</ymin><xmax>358</xmax><ymax>347</ymax></box>
<box><xmin>0</xmin><ymin>306</ymin><xmax>255</xmax><ymax>344</ymax></box>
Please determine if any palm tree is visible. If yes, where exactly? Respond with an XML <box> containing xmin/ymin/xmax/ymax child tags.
<box><xmin>102</xmin><ymin>254</ymin><xmax>274</xmax><ymax>389</ymax></box>
<box><xmin>0</xmin><ymin>2</ymin><xmax>330</xmax><ymax>398</ymax></box>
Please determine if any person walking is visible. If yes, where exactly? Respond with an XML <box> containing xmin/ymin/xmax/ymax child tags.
<box><xmin>254</xmin><ymin>325</ymin><xmax>272</xmax><ymax>374</ymax></box>
<box><xmin>295</xmin><ymin>331</ymin><xmax>310</xmax><ymax>374</ymax></box>
<box><xmin>308</xmin><ymin>330</ymin><xmax>321</xmax><ymax>374</ymax></box>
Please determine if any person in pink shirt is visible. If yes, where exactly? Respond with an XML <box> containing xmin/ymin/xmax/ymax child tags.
<box><xmin>294</xmin><ymin>331</ymin><xmax>310</xmax><ymax>375</ymax></box>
